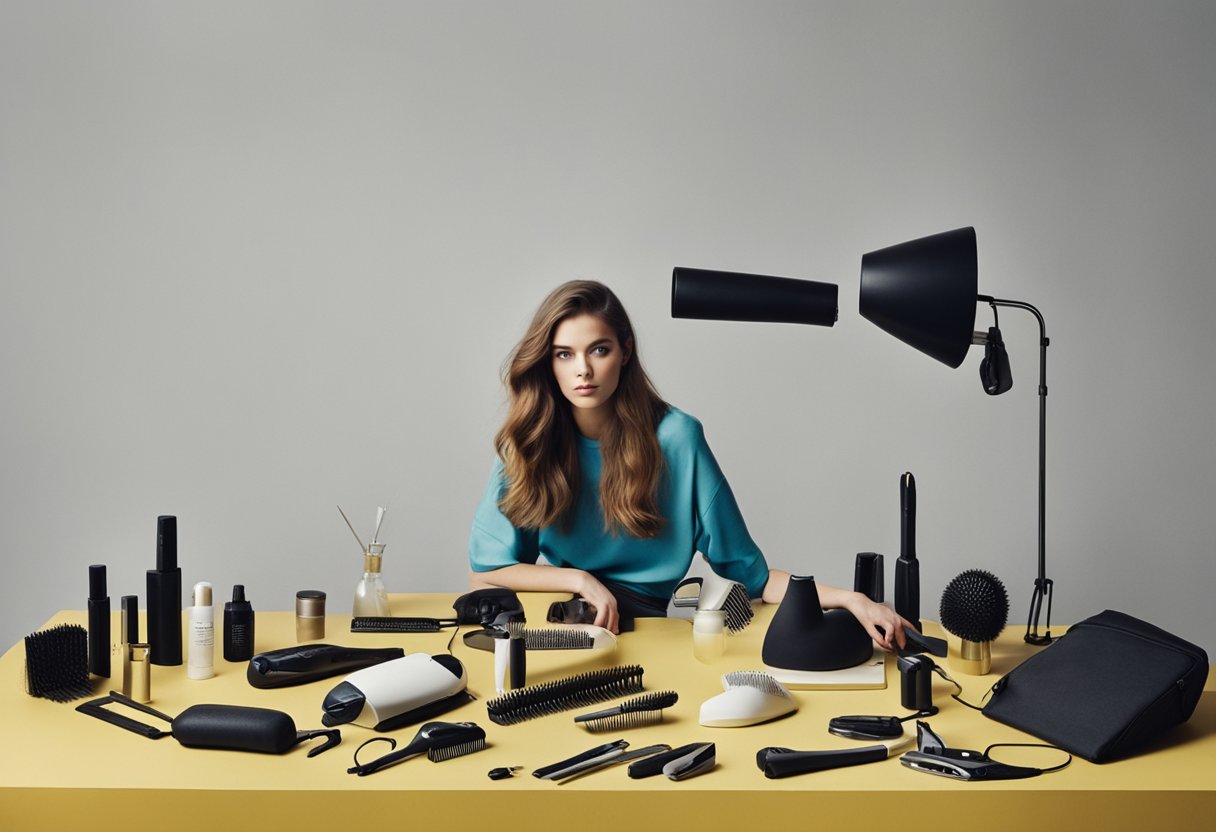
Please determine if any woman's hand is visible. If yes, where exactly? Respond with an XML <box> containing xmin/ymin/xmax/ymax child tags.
<box><xmin>575</xmin><ymin>570</ymin><xmax>621</xmax><ymax>634</ymax></box>
<box><xmin>844</xmin><ymin>592</ymin><xmax>911</xmax><ymax>652</ymax></box>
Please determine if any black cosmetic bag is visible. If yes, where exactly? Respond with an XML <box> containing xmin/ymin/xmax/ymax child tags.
<box><xmin>982</xmin><ymin>609</ymin><xmax>1208</xmax><ymax>762</ymax></box>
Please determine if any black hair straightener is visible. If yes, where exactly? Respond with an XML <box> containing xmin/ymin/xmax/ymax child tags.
<box><xmin>899</xmin><ymin>721</ymin><xmax>1070</xmax><ymax>781</ymax></box>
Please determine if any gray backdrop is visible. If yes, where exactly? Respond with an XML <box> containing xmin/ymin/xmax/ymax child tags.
<box><xmin>3</xmin><ymin>1</ymin><xmax>1214</xmax><ymax>656</ymax></box>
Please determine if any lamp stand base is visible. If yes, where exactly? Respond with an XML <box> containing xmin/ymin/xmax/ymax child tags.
<box><xmin>1024</xmin><ymin>577</ymin><xmax>1054</xmax><ymax>646</ymax></box>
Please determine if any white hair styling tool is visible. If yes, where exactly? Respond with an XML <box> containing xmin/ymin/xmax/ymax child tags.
<box><xmin>673</xmin><ymin>568</ymin><xmax>755</xmax><ymax>633</ymax></box>
<box><xmin>699</xmin><ymin>671</ymin><xmax>797</xmax><ymax>727</ymax></box>
<box><xmin>321</xmin><ymin>653</ymin><xmax>472</xmax><ymax>732</ymax></box>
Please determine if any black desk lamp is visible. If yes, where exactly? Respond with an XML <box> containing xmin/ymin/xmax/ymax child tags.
<box><xmin>859</xmin><ymin>227</ymin><xmax>1054</xmax><ymax>645</ymax></box>
<box><xmin>671</xmin><ymin>227</ymin><xmax>1054</xmax><ymax>646</ymax></box>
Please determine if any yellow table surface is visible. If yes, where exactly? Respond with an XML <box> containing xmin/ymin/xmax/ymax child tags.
<box><xmin>2</xmin><ymin>593</ymin><xmax>1213</xmax><ymax>831</ymax></box>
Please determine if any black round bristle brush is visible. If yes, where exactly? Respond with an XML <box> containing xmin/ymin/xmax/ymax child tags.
<box><xmin>485</xmin><ymin>664</ymin><xmax>645</xmax><ymax>726</ymax></box>
<box><xmin>25</xmin><ymin>624</ymin><xmax>92</xmax><ymax>702</ymax></box>
<box><xmin>939</xmin><ymin>569</ymin><xmax>1009</xmax><ymax>675</ymax></box>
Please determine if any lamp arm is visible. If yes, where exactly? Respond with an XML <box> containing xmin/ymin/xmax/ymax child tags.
<box><xmin>978</xmin><ymin>295</ymin><xmax>1053</xmax><ymax>646</ymax></box>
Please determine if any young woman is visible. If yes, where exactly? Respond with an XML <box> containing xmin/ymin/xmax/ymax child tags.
<box><xmin>468</xmin><ymin>280</ymin><xmax>908</xmax><ymax>646</ymax></box>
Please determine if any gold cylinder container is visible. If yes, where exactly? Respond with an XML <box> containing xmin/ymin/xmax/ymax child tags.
<box><xmin>295</xmin><ymin>590</ymin><xmax>327</xmax><ymax>642</ymax></box>
<box><xmin>125</xmin><ymin>643</ymin><xmax>152</xmax><ymax>703</ymax></box>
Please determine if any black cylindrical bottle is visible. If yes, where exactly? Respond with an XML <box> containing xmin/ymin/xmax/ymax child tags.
<box><xmin>121</xmin><ymin>594</ymin><xmax>139</xmax><ymax>644</ymax></box>
<box><xmin>147</xmin><ymin>515</ymin><xmax>183</xmax><ymax>666</ymax></box>
<box><xmin>87</xmin><ymin>564</ymin><xmax>111</xmax><ymax>677</ymax></box>
<box><xmin>223</xmin><ymin>584</ymin><xmax>255</xmax><ymax>662</ymax></box>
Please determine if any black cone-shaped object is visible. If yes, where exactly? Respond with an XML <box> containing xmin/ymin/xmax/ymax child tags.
<box><xmin>762</xmin><ymin>575</ymin><xmax>872</xmax><ymax>671</ymax></box>
<box><xmin>672</xmin><ymin>267</ymin><xmax>838</xmax><ymax>327</ymax></box>
<box><xmin>859</xmin><ymin>227</ymin><xmax>978</xmax><ymax>368</ymax></box>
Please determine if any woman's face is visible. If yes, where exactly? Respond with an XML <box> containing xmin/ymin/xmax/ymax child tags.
<box><xmin>551</xmin><ymin>313</ymin><xmax>632</xmax><ymax>431</ymax></box>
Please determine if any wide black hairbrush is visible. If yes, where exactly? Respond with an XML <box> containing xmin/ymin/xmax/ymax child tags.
<box><xmin>25</xmin><ymin>624</ymin><xmax>92</xmax><ymax>702</ymax></box>
<box><xmin>486</xmin><ymin>664</ymin><xmax>645</xmax><ymax>726</ymax></box>
<box><xmin>574</xmin><ymin>690</ymin><xmax>679</xmax><ymax>732</ymax></box>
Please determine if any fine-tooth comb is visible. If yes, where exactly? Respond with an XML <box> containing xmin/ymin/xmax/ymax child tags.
<box><xmin>574</xmin><ymin>690</ymin><xmax>679</xmax><ymax>732</ymax></box>
<box><xmin>485</xmin><ymin>664</ymin><xmax>645</xmax><ymax>726</ymax></box>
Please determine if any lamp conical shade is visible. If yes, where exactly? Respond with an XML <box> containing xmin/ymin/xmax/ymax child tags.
<box><xmin>672</xmin><ymin>267</ymin><xmax>838</xmax><ymax>327</ymax></box>
<box><xmin>859</xmin><ymin>227</ymin><xmax>978</xmax><ymax>368</ymax></box>
<box><xmin>761</xmin><ymin>575</ymin><xmax>871</xmax><ymax>671</ymax></box>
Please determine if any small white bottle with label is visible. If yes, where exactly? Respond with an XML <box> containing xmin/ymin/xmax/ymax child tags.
<box><xmin>187</xmin><ymin>581</ymin><xmax>215</xmax><ymax>680</ymax></box>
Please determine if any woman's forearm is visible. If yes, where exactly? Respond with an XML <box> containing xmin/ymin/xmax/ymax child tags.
<box><xmin>469</xmin><ymin>563</ymin><xmax>589</xmax><ymax>595</ymax></box>
<box><xmin>762</xmin><ymin>569</ymin><xmax>864</xmax><ymax>612</ymax></box>
<box><xmin>816</xmin><ymin>580</ymin><xmax>865</xmax><ymax>612</ymax></box>
<box><xmin>761</xmin><ymin>569</ymin><xmax>790</xmax><ymax>604</ymax></box>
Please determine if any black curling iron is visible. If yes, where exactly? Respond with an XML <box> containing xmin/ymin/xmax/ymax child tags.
<box><xmin>895</xmin><ymin>472</ymin><xmax>921</xmax><ymax>632</ymax></box>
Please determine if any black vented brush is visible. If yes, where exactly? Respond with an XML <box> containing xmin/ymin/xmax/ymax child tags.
<box><xmin>486</xmin><ymin>664</ymin><xmax>645</xmax><ymax>726</ymax></box>
<box><xmin>25</xmin><ymin>624</ymin><xmax>92</xmax><ymax>702</ymax></box>
<box><xmin>574</xmin><ymin>690</ymin><xmax>679</xmax><ymax>732</ymax></box>
<box><xmin>940</xmin><ymin>569</ymin><xmax>1009</xmax><ymax>676</ymax></box>
<box><xmin>347</xmin><ymin>721</ymin><xmax>487</xmax><ymax>776</ymax></box>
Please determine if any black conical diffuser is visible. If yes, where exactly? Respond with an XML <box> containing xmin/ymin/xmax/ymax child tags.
<box><xmin>762</xmin><ymin>575</ymin><xmax>872</xmax><ymax>672</ymax></box>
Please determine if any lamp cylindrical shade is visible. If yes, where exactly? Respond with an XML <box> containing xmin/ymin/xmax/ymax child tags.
<box><xmin>859</xmin><ymin>227</ymin><xmax>978</xmax><ymax>368</ymax></box>
<box><xmin>672</xmin><ymin>267</ymin><xmax>838</xmax><ymax>327</ymax></box>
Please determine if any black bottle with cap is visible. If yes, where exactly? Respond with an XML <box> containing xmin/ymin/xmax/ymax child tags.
<box><xmin>224</xmin><ymin>584</ymin><xmax>255</xmax><ymax>662</ymax></box>
<box><xmin>87</xmin><ymin>564</ymin><xmax>110</xmax><ymax>677</ymax></box>
<box><xmin>147</xmin><ymin>515</ymin><xmax>183</xmax><ymax>666</ymax></box>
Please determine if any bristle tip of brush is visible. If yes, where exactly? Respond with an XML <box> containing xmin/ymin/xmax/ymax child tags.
<box><xmin>511</xmin><ymin>625</ymin><xmax>606</xmax><ymax>650</ymax></box>
<box><xmin>25</xmin><ymin>624</ymin><xmax>92</xmax><ymax>703</ymax></box>
<box><xmin>722</xmin><ymin>670</ymin><xmax>792</xmax><ymax>698</ymax></box>
<box><xmin>721</xmin><ymin>583</ymin><xmax>755</xmax><ymax>633</ymax></box>
<box><xmin>427</xmin><ymin>737</ymin><xmax>488</xmax><ymax>762</ymax></box>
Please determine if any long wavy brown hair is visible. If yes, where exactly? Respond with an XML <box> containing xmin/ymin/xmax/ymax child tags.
<box><xmin>495</xmin><ymin>281</ymin><xmax>668</xmax><ymax>537</ymax></box>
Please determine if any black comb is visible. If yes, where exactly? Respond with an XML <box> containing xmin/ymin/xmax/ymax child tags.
<box><xmin>350</xmin><ymin>617</ymin><xmax>457</xmax><ymax>633</ymax></box>
<box><xmin>574</xmin><ymin>690</ymin><xmax>679</xmax><ymax>732</ymax></box>
<box><xmin>486</xmin><ymin>665</ymin><xmax>646</xmax><ymax>726</ymax></box>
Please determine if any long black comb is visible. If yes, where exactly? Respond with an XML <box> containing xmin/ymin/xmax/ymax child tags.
<box><xmin>486</xmin><ymin>664</ymin><xmax>645</xmax><ymax>726</ymax></box>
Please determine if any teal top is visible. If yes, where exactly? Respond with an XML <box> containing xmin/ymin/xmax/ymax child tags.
<box><xmin>468</xmin><ymin>407</ymin><xmax>770</xmax><ymax>601</ymax></box>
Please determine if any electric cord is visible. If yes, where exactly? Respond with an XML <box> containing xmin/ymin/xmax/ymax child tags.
<box><xmin>930</xmin><ymin>663</ymin><xmax>988</xmax><ymax>711</ymax></box>
<box><xmin>981</xmin><ymin>742</ymin><xmax>1072</xmax><ymax>773</ymax></box>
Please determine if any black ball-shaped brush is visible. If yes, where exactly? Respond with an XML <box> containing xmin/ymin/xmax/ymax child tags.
<box><xmin>939</xmin><ymin>569</ymin><xmax>1009</xmax><ymax>675</ymax></box>
<box><xmin>940</xmin><ymin>569</ymin><xmax>1009</xmax><ymax>642</ymax></box>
